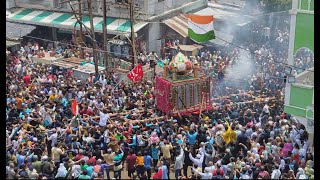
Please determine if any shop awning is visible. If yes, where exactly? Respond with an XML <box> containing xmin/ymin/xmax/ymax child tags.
<box><xmin>6</xmin><ymin>8</ymin><xmax>148</xmax><ymax>35</ymax></box>
<box><xmin>6</xmin><ymin>22</ymin><xmax>36</xmax><ymax>40</ymax></box>
<box><xmin>6</xmin><ymin>40</ymin><xmax>20</xmax><ymax>48</ymax></box>
<box><xmin>163</xmin><ymin>15</ymin><xmax>188</xmax><ymax>38</ymax></box>
<box><xmin>170</xmin><ymin>44</ymin><xmax>203</xmax><ymax>52</ymax></box>
<box><xmin>51</xmin><ymin>57</ymin><xmax>90</xmax><ymax>68</ymax></box>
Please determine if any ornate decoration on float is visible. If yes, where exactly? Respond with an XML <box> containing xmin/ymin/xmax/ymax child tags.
<box><xmin>181</xmin><ymin>85</ymin><xmax>185</xmax><ymax>108</ymax></box>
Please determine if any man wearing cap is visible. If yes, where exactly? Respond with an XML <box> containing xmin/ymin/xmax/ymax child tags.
<box><xmin>100</xmin><ymin>148</ymin><xmax>114</xmax><ymax>179</ymax></box>
<box><xmin>174</xmin><ymin>146</ymin><xmax>184</xmax><ymax>180</ymax></box>
<box><xmin>189</xmin><ymin>149</ymin><xmax>204</xmax><ymax>169</ymax></box>
<box><xmin>41</xmin><ymin>156</ymin><xmax>54</xmax><ymax>178</ymax></box>
<box><xmin>192</xmin><ymin>166</ymin><xmax>213</xmax><ymax>179</ymax></box>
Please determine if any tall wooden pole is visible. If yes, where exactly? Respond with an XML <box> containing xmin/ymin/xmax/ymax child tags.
<box><xmin>102</xmin><ymin>0</ymin><xmax>108</xmax><ymax>69</ymax></box>
<box><xmin>88</xmin><ymin>0</ymin><xmax>98</xmax><ymax>76</ymax></box>
<box><xmin>129</xmin><ymin>0</ymin><xmax>137</xmax><ymax>69</ymax></box>
<box><xmin>78</xmin><ymin>0</ymin><xmax>83</xmax><ymax>40</ymax></box>
<box><xmin>78</xmin><ymin>0</ymin><xmax>84</xmax><ymax>59</ymax></box>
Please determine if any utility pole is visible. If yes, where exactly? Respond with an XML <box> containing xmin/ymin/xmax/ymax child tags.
<box><xmin>129</xmin><ymin>0</ymin><xmax>137</xmax><ymax>69</ymax></box>
<box><xmin>102</xmin><ymin>0</ymin><xmax>108</xmax><ymax>69</ymax></box>
<box><xmin>78</xmin><ymin>0</ymin><xmax>83</xmax><ymax>41</ymax></box>
<box><xmin>88</xmin><ymin>0</ymin><xmax>99</xmax><ymax>76</ymax></box>
<box><xmin>78</xmin><ymin>0</ymin><xmax>84</xmax><ymax>59</ymax></box>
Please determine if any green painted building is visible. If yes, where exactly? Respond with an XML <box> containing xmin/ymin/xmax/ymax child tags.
<box><xmin>284</xmin><ymin>0</ymin><xmax>314</xmax><ymax>134</ymax></box>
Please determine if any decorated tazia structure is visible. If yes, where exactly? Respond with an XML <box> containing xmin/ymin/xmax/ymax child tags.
<box><xmin>155</xmin><ymin>52</ymin><xmax>211</xmax><ymax>115</ymax></box>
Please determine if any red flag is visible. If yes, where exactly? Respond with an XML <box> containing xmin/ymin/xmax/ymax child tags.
<box><xmin>72</xmin><ymin>99</ymin><xmax>79</xmax><ymax>116</ymax></box>
<box><xmin>127</xmin><ymin>64</ymin><xmax>144</xmax><ymax>82</ymax></box>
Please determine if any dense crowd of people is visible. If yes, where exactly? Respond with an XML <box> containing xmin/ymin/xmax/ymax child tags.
<box><xmin>6</xmin><ymin>13</ymin><xmax>314</xmax><ymax>180</ymax></box>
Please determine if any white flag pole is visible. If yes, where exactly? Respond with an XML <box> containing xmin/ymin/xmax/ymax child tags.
<box><xmin>112</xmin><ymin>71</ymin><xmax>130</xmax><ymax>92</ymax></box>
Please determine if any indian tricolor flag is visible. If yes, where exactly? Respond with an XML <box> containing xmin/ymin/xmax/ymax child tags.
<box><xmin>188</xmin><ymin>15</ymin><xmax>215</xmax><ymax>43</ymax></box>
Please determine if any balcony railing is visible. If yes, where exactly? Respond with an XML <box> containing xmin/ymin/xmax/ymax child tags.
<box><xmin>298</xmin><ymin>0</ymin><xmax>314</xmax><ymax>11</ymax></box>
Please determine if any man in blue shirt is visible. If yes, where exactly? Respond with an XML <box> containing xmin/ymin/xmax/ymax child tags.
<box><xmin>143</xmin><ymin>151</ymin><xmax>152</xmax><ymax>179</ymax></box>
<box><xmin>161</xmin><ymin>159</ymin><xmax>169</xmax><ymax>180</ymax></box>
<box><xmin>187</xmin><ymin>129</ymin><xmax>198</xmax><ymax>145</ymax></box>
<box><xmin>151</xmin><ymin>143</ymin><xmax>159</xmax><ymax>170</ymax></box>
<box><xmin>113</xmin><ymin>149</ymin><xmax>124</xmax><ymax>179</ymax></box>
<box><xmin>16</xmin><ymin>151</ymin><xmax>26</xmax><ymax>168</ymax></box>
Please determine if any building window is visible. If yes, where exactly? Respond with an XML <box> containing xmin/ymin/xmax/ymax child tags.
<box><xmin>54</xmin><ymin>0</ymin><xmax>67</xmax><ymax>9</ymax></box>
<box><xmin>82</xmin><ymin>1</ymin><xmax>88</xmax><ymax>11</ymax></box>
<box><xmin>115</xmin><ymin>0</ymin><xmax>129</xmax><ymax>4</ymax></box>
<box><xmin>83</xmin><ymin>0</ymin><xmax>98</xmax><ymax>12</ymax></box>
<box><xmin>158</xmin><ymin>0</ymin><xmax>165</xmax><ymax>2</ymax></box>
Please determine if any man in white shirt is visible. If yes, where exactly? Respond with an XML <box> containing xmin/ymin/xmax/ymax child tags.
<box><xmin>262</xmin><ymin>102</ymin><xmax>269</xmax><ymax>116</ymax></box>
<box><xmin>99</xmin><ymin>75</ymin><xmax>107</xmax><ymax>90</ymax></box>
<box><xmin>98</xmin><ymin>109</ymin><xmax>110</xmax><ymax>127</ymax></box>
<box><xmin>189</xmin><ymin>150</ymin><xmax>204</xmax><ymax>168</ymax></box>
<box><xmin>148</xmin><ymin>51</ymin><xmax>158</xmax><ymax>67</ymax></box>
<box><xmin>271</xmin><ymin>165</ymin><xmax>281</xmax><ymax>179</ymax></box>
<box><xmin>6</xmin><ymin>163</ymin><xmax>15</xmax><ymax>179</ymax></box>
<box><xmin>206</xmin><ymin>161</ymin><xmax>216</xmax><ymax>172</ymax></box>
<box><xmin>15</xmin><ymin>62</ymin><xmax>22</xmax><ymax>74</ymax></box>
<box><xmin>47</xmin><ymin>129</ymin><xmax>58</xmax><ymax>147</ymax></box>
<box><xmin>192</xmin><ymin>167</ymin><xmax>213</xmax><ymax>179</ymax></box>
<box><xmin>77</xmin><ymin>90</ymin><xmax>84</xmax><ymax>101</ymax></box>
<box><xmin>174</xmin><ymin>147</ymin><xmax>184</xmax><ymax>179</ymax></box>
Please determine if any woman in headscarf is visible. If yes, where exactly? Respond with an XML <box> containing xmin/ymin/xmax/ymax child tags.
<box><xmin>296</xmin><ymin>168</ymin><xmax>308</xmax><ymax>179</ymax></box>
<box><xmin>55</xmin><ymin>163</ymin><xmax>68</xmax><ymax>179</ymax></box>
<box><xmin>149</xmin><ymin>131</ymin><xmax>160</xmax><ymax>145</ymax></box>
<box><xmin>304</xmin><ymin>160</ymin><xmax>314</xmax><ymax>179</ymax></box>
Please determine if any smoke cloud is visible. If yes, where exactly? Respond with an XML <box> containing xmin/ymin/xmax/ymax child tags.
<box><xmin>213</xmin><ymin>49</ymin><xmax>256</xmax><ymax>97</ymax></box>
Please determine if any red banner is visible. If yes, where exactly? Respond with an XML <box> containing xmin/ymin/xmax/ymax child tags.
<box><xmin>155</xmin><ymin>76</ymin><xmax>172</xmax><ymax>113</ymax></box>
<box><xmin>127</xmin><ymin>64</ymin><xmax>144</xmax><ymax>82</ymax></box>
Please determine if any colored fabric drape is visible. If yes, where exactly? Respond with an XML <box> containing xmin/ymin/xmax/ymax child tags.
<box><xmin>155</xmin><ymin>77</ymin><xmax>172</xmax><ymax>113</ymax></box>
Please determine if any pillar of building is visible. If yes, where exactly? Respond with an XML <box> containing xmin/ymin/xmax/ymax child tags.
<box><xmin>52</xmin><ymin>27</ymin><xmax>57</xmax><ymax>41</ymax></box>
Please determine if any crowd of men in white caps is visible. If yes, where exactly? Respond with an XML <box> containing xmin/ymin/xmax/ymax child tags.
<box><xmin>6</xmin><ymin>18</ymin><xmax>314</xmax><ymax>180</ymax></box>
